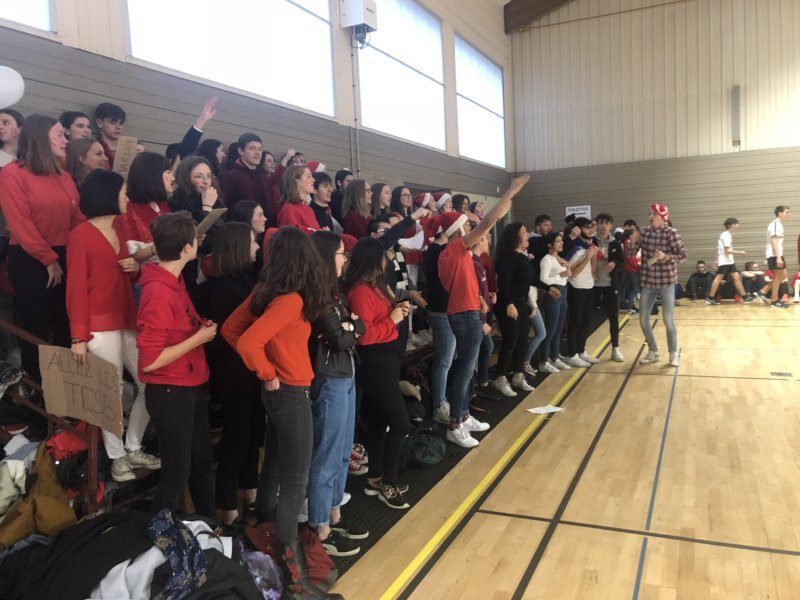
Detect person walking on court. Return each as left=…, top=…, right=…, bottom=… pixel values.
left=594, top=213, right=625, bottom=362
left=625, top=202, right=687, bottom=367
left=705, top=218, right=754, bottom=304
left=760, top=205, right=790, bottom=308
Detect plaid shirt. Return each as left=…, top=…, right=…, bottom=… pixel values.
left=625, top=225, right=687, bottom=288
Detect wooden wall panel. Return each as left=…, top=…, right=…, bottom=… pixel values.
left=512, top=0, right=800, bottom=170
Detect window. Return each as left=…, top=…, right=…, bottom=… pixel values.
left=358, top=0, right=445, bottom=150
left=455, top=37, right=505, bottom=167
left=0, top=0, right=52, bottom=31
left=127, top=0, right=334, bottom=116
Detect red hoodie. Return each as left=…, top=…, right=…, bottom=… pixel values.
left=219, top=160, right=278, bottom=223
left=136, top=263, right=210, bottom=386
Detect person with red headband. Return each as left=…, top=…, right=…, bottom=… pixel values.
left=625, top=202, right=687, bottom=367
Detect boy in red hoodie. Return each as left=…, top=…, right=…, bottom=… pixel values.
left=137, top=212, right=217, bottom=518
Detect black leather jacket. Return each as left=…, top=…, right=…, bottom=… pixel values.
left=310, top=292, right=366, bottom=378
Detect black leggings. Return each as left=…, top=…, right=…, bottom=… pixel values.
left=257, top=384, right=313, bottom=545
left=356, top=344, right=410, bottom=485
left=494, top=302, right=532, bottom=375
left=7, top=246, right=70, bottom=381
left=567, top=285, right=594, bottom=356
left=145, top=384, right=214, bottom=519
left=214, top=374, right=265, bottom=511
left=594, top=286, right=619, bottom=347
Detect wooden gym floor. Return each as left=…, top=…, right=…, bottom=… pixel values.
left=335, top=302, right=800, bottom=599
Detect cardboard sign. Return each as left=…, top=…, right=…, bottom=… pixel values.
left=196, top=207, right=227, bottom=236
left=39, top=345, right=123, bottom=438
left=566, top=205, right=591, bottom=219
left=112, top=135, right=139, bottom=180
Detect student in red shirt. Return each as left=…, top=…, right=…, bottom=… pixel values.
left=113, top=152, right=174, bottom=264
left=342, top=179, right=373, bottom=239
left=343, top=237, right=412, bottom=510
left=276, top=165, right=320, bottom=233
left=0, top=114, right=85, bottom=380
left=438, top=175, right=530, bottom=448
left=221, top=227, right=334, bottom=599
left=67, top=169, right=161, bottom=482
left=137, top=212, right=217, bottom=518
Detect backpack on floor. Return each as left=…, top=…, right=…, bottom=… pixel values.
left=399, top=434, right=447, bottom=470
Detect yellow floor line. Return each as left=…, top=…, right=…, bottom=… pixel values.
left=379, top=317, right=629, bottom=599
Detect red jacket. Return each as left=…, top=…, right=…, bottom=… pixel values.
left=66, top=223, right=137, bottom=340
left=219, top=160, right=278, bottom=222
left=343, top=210, right=370, bottom=239
left=347, top=282, right=398, bottom=346
left=277, top=202, right=319, bottom=233
left=136, top=263, right=210, bottom=386
left=0, top=162, right=84, bottom=265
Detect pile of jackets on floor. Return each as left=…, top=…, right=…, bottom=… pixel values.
left=0, top=508, right=283, bottom=599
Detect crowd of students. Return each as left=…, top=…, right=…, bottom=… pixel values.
left=1, top=97, right=790, bottom=598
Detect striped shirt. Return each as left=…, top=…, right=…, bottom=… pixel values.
left=624, top=225, right=687, bottom=288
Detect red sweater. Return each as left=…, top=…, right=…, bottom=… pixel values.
left=277, top=202, right=319, bottom=233
left=347, top=282, right=398, bottom=346
left=221, top=292, right=313, bottom=386
left=343, top=210, right=370, bottom=239
left=136, top=263, right=209, bottom=386
left=67, top=223, right=137, bottom=340
left=219, top=160, right=277, bottom=221
left=113, top=201, right=170, bottom=248
left=0, top=163, right=84, bottom=265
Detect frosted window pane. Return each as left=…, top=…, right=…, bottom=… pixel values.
left=455, top=36, right=503, bottom=116
left=369, top=0, right=442, bottom=82
left=127, top=0, right=334, bottom=116
left=0, top=1, right=51, bottom=31
left=289, top=0, right=330, bottom=20
left=457, top=96, right=505, bottom=168
left=359, top=46, right=445, bottom=150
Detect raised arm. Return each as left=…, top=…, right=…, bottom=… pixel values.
left=463, top=175, right=530, bottom=248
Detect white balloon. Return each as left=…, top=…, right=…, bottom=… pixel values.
left=0, top=67, right=25, bottom=108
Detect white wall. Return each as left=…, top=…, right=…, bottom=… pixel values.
left=512, top=0, right=800, bottom=171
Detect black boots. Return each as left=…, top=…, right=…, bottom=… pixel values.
left=281, top=539, right=344, bottom=599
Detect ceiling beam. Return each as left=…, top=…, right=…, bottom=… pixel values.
left=504, top=0, right=574, bottom=33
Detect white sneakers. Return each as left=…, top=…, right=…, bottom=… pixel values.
left=539, top=361, right=559, bottom=374
left=552, top=358, right=571, bottom=370
left=511, top=373, right=534, bottom=392
left=522, top=363, right=537, bottom=377
left=568, top=354, right=591, bottom=368
left=640, top=350, right=660, bottom=364
left=578, top=352, right=601, bottom=364
left=446, top=424, right=479, bottom=448
left=493, top=376, right=516, bottom=397
left=611, top=347, right=624, bottom=362
left=669, top=352, right=680, bottom=367
left=463, top=415, right=490, bottom=432
left=112, top=449, right=162, bottom=483
left=433, top=401, right=451, bottom=424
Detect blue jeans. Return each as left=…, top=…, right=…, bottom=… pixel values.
left=477, top=328, right=494, bottom=385
left=543, top=285, right=568, bottom=361
left=625, top=272, right=640, bottom=309
left=524, top=308, right=547, bottom=364
left=308, top=370, right=356, bottom=527
left=448, top=311, right=483, bottom=423
left=639, top=285, right=677, bottom=353
left=428, top=310, right=456, bottom=409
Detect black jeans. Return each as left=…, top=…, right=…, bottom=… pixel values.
left=567, top=285, right=594, bottom=356
left=7, top=246, right=70, bottom=381
left=257, top=384, right=313, bottom=546
left=145, top=384, right=214, bottom=519
left=214, top=375, right=265, bottom=511
left=685, top=278, right=709, bottom=299
left=494, top=302, right=532, bottom=375
left=594, top=286, right=619, bottom=347
left=356, top=344, right=410, bottom=485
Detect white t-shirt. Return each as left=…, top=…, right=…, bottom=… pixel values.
left=540, top=254, right=568, bottom=286
left=568, top=247, right=595, bottom=289
left=766, top=218, right=784, bottom=258
left=717, top=231, right=734, bottom=266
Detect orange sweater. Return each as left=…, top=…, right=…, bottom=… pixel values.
left=221, top=292, right=314, bottom=386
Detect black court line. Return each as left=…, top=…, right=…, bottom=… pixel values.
left=476, top=509, right=800, bottom=558
left=508, top=342, right=648, bottom=600
left=395, top=321, right=634, bottom=600
left=589, top=371, right=791, bottom=381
